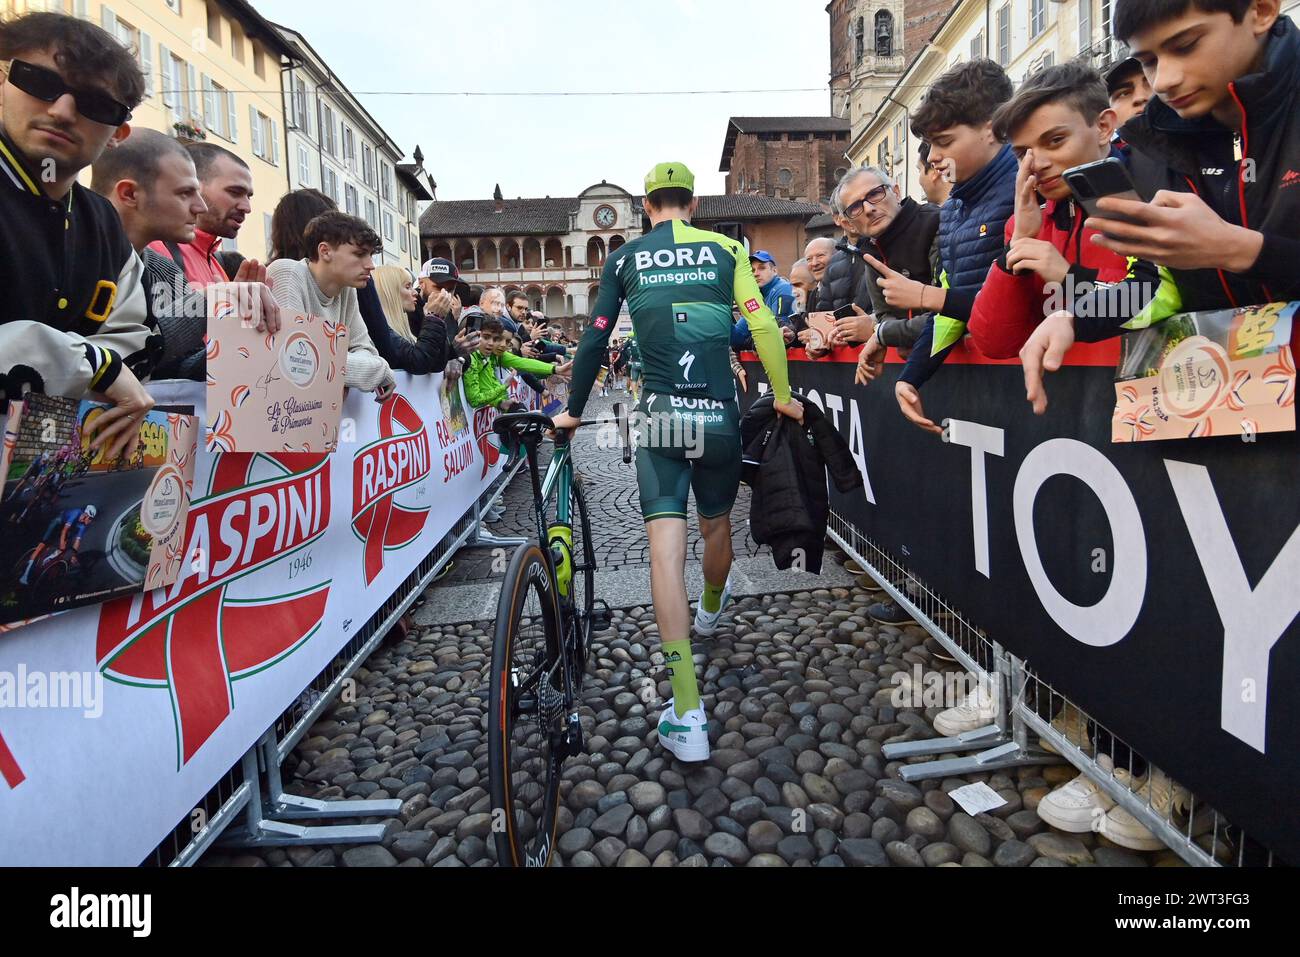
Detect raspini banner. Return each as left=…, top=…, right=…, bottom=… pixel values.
left=0, top=369, right=535, bottom=865
left=742, top=342, right=1299, bottom=864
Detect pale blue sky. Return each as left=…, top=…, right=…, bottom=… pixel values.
left=253, top=0, right=832, bottom=200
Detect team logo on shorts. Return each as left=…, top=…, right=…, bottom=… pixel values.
left=592, top=315, right=610, bottom=331
left=745, top=298, right=760, bottom=313
left=675, top=311, right=688, bottom=324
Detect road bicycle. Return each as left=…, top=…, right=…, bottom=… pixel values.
left=487, top=404, right=630, bottom=868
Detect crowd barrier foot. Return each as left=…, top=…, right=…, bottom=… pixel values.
left=883, top=723, right=1005, bottom=758
left=468, top=524, right=527, bottom=548
left=217, top=732, right=403, bottom=851
left=891, top=740, right=1060, bottom=784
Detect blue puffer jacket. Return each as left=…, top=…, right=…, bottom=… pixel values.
left=899, top=143, right=1018, bottom=388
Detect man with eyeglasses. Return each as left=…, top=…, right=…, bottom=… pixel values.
left=839, top=166, right=942, bottom=383
left=0, top=13, right=157, bottom=462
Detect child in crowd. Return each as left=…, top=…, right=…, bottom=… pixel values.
left=967, top=62, right=1140, bottom=360
left=464, top=315, right=569, bottom=412
left=882, top=58, right=1018, bottom=434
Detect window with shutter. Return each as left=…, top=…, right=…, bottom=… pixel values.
left=202, top=74, right=217, bottom=132
left=250, top=105, right=262, bottom=157
left=271, top=120, right=280, bottom=165
left=227, top=90, right=237, bottom=143
left=140, top=32, right=153, bottom=98
left=160, top=45, right=173, bottom=107
left=101, top=6, right=117, bottom=36
left=187, top=63, right=200, bottom=124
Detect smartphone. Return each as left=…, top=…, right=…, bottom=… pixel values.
left=1063, top=158, right=1143, bottom=226
left=833, top=303, right=859, bottom=320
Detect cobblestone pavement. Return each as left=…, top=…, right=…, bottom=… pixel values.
left=206, top=392, right=1186, bottom=868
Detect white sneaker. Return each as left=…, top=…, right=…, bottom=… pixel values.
left=693, top=577, right=733, bottom=636
left=932, top=683, right=1000, bottom=736
left=1097, top=769, right=1193, bottom=851
left=1036, top=755, right=1117, bottom=833
left=1038, top=704, right=1095, bottom=757
left=657, top=698, right=711, bottom=763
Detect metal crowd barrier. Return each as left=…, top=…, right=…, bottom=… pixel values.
left=143, top=459, right=527, bottom=867
left=825, top=509, right=1278, bottom=869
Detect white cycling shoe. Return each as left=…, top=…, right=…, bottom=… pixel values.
left=657, top=697, right=711, bottom=763
left=693, top=577, right=733, bottom=637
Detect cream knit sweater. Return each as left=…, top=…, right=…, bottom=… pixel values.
left=266, top=258, right=394, bottom=392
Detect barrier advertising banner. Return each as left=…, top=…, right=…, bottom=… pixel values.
left=0, top=368, right=533, bottom=865
left=741, top=342, right=1299, bottom=863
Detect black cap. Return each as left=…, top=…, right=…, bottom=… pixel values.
left=1105, top=56, right=1143, bottom=95
left=419, top=257, right=468, bottom=290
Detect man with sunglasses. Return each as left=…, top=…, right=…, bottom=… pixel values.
left=0, top=13, right=157, bottom=462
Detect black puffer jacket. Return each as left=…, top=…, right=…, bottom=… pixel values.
left=816, top=240, right=873, bottom=313
left=740, top=393, right=863, bottom=574
left=1121, top=15, right=1300, bottom=310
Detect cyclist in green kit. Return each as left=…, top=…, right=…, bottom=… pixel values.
left=551, top=162, right=802, bottom=762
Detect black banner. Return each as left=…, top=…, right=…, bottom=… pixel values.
left=741, top=350, right=1300, bottom=864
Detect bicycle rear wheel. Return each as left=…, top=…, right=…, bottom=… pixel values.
left=488, top=543, right=564, bottom=868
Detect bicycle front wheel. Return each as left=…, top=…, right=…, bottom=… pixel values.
left=488, top=543, right=564, bottom=868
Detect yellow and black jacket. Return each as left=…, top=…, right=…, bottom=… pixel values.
left=0, top=127, right=156, bottom=399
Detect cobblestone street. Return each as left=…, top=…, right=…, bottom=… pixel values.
left=206, top=393, right=1183, bottom=868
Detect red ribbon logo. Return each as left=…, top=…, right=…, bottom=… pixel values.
left=94, top=452, right=332, bottom=769
left=351, top=394, right=432, bottom=586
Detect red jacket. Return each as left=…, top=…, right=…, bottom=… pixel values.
left=146, top=228, right=230, bottom=290
left=968, top=197, right=1131, bottom=358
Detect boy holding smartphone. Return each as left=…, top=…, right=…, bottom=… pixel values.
left=1025, top=0, right=1300, bottom=412
left=967, top=63, right=1142, bottom=361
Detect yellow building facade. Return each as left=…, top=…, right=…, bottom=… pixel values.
left=3, top=0, right=293, bottom=258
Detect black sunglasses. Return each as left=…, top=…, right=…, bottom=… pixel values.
left=5, top=59, right=132, bottom=127
left=843, top=184, right=891, bottom=219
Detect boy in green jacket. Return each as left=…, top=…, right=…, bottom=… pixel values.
left=464, top=315, right=569, bottom=411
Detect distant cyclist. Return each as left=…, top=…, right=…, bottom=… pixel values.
left=5, top=449, right=54, bottom=505
left=625, top=334, right=644, bottom=403
left=19, top=504, right=96, bottom=586
left=552, top=161, right=802, bottom=763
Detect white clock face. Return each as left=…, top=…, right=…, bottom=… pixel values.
left=594, top=205, right=617, bottom=228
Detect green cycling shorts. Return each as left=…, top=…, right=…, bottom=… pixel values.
left=629, top=363, right=643, bottom=379
left=634, top=391, right=742, bottom=523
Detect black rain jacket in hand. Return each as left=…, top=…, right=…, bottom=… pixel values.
left=739, top=392, right=863, bottom=574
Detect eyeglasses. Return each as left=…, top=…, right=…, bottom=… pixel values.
left=842, top=184, right=890, bottom=219
left=3, top=59, right=132, bottom=127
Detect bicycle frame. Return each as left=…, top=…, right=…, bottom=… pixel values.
left=520, top=437, right=574, bottom=600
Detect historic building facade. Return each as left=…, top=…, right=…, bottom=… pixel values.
left=719, top=116, right=851, bottom=206
left=420, top=183, right=823, bottom=328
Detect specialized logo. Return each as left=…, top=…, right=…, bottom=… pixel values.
left=96, top=452, right=332, bottom=768
left=352, top=394, right=432, bottom=586
left=1281, top=169, right=1300, bottom=189
left=679, top=351, right=697, bottom=382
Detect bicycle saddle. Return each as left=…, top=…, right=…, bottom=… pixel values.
left=493, top=411, right=555, bottom=443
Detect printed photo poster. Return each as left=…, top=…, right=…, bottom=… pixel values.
left=1113, top=301, right=1297, bottom=442
left=0, top=395, right=198, bottom=630
left=205, top=283, right=347, bottom=455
